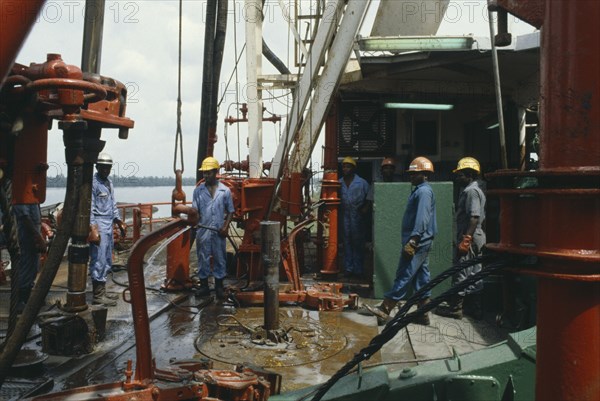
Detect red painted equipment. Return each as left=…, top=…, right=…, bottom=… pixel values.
left=489, top=1, right=600, bottom=400
left=163, top=170, right=194, bottom=291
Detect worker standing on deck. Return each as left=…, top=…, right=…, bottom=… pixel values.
left=89, top=153, right=126, bottom=307
left=12, top=202, right=46, bottom=312
left=366, top=157, right=398, bottom=203
left=339, top=156, right=370, bottom=278
left=435, top=157, right=486, bottom=319
left=366, top=157, right=437, bottom=325
left=193, top=157, right=234, bottom=299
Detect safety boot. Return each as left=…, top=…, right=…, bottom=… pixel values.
left=414, top=297, right=431, bottom=326
left=195, top=278, right=211, bottom=297
left=464, top=292, right=483, bottom=320
left=365, top=297, right=397, bottom=325
left=434, top=294, right=463, bottom=319
left=215, top=278, right=225, bottom=300
left=92, top=281, right=117, bottom=307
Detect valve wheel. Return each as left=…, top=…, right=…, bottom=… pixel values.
left=26, top=78, right=107, bottom=104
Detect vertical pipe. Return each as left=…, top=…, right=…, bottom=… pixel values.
left=245, top=0, right=263, bottom=178
left=81, top=0, right=105, bottom=74
left=197, top=0, right=217, bottom=181
left=488, top=8, right=508, bottom=169
left=261, top=221, right=280, bottom=332
left=536, top=276, right=600, bottom=401
left=539, top=1, right=600, bottom=170
left=518, top=107, right=527, bottom=170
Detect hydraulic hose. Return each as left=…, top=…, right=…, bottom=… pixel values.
left=310, top=254, right=519, bottom=401
left=0, top=158, right=81, bottom=388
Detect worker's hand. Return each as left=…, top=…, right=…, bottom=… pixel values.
left=88, top=224, right=100, bottom=245
left=402, top=239, right=418, bottom=259
left=457, top=234, right=472, bottom=256
left=116, top=220, right=127, bottom=238
left=218, top=225, right=229, bottom=238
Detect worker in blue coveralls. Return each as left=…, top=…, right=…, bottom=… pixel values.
left=366, top=156, right=437, bottom=326
left=12, top=202, right=46, bottom=312
left=193, top=157, right=234, bottom=300
left=89, top=153, right=126, bottom=307
left=339, top=156, right=370, bottom=278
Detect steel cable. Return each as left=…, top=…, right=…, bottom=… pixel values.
left=309, top=254, right=517, bottom=401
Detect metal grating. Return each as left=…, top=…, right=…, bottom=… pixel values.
left=338, top=101, right=395, bottom=156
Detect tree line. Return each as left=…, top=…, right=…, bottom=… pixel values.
left=47, top=175, right=198, bottom=187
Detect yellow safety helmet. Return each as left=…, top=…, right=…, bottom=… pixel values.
left=453, top=157, right=480, bottom=173
left=198, top=157, right=220, bottom=171
left=342, top=156, right=357, bottom=167
left=407, top=156, right=434, bottom=173
left=381, top=157, right=396, bottom=168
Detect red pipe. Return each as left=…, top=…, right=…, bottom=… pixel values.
left=489, top=1, right=600, bottom=400
left=126, top=205, right=198, bottom=382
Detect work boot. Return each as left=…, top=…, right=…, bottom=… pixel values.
left=365, top=297, right=397, bottom=325
left=464, top=292, right=483, bottom=320
left=92, top=281, right=117, bottom=307
left=15, top=287, right=31, bottom=314
left=195, top=278, right=210, bottom=297
left=434, top=294, right=463, bottom=319
left=215, top=278, right=225, bottom=300
left=414, top=297, right=431, bottom=326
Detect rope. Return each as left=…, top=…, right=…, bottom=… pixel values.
left=310, top=254, right=517, bottom=401
left=173, top=0, right=184, bottom=174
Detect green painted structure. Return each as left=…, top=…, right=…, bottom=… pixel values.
left=373, top=182, right=454, bottom=299
left=271, top=327, right=537, bottom=401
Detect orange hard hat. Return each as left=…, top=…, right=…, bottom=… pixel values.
left=381, top=157, right=396, bottom=168
left=407, top=156, right=434, bottom=173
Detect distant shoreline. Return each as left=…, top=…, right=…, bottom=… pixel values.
left=46, top=176, right=198, bottom=188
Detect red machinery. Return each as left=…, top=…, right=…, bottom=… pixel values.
left=488, top=1, right=600, bottom=400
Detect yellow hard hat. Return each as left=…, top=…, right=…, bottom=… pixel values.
left=453, top=157, right=480, bottom=173
left=342, top=156, right=357, bottom=167
left=381, top=157, right=396, bottom=168
left=407, top=156, right=434, bottom=173
left=198, top=157, right=220, bottom=171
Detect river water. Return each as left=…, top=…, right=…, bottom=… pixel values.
left=43, top=186, right=197, bottom=218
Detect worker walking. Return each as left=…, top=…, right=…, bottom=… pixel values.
left=89, top=153, right=126, bottom=307
left=193, top=157, right=234, bottom=299
left=366, top=157, right=437, bottom=325
left=435, top=157, right=486, bottom=319
left=339, top=156, right=370, bottom=278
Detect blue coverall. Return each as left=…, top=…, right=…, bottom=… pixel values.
left=384, top=182, right=437, bottom=301
left=13, top=204, right=42, bottom=290
left=192, top=182, right=234, bottom=280
left=339, top=174, right=370, bottom=275
left=90, top=173, right=121, bottom=283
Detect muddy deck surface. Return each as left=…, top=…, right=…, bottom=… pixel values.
left=0, top=245, right=508, bottom=400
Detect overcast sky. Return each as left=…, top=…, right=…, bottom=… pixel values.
left=15, top=0, right=535, bottom=179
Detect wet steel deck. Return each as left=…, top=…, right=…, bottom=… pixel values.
left=0, top=249, right=509, bottom=399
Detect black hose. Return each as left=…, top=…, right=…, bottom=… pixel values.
left=310, top=255, right=516, bottom=401
left=0, top=179, right=21, bottom=341
left=0, top=162, right=81, bottom=388
left=197, top=0, right=217, bottom=182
